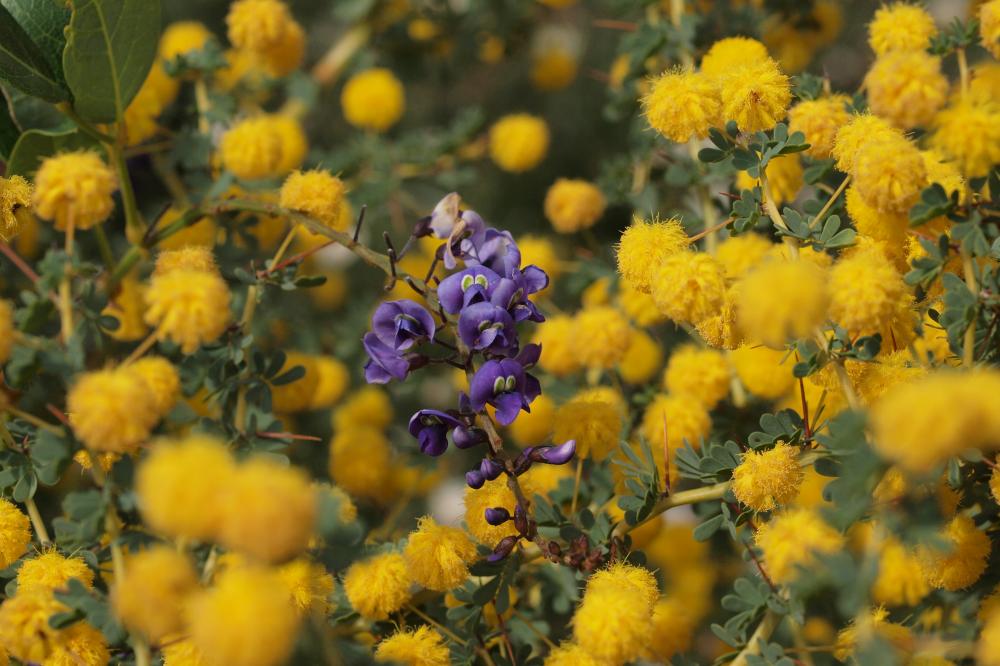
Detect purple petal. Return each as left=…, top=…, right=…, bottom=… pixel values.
left=493, top=392, right=523, bottom=426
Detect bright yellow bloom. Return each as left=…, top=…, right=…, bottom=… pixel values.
left=616, top=215, right=689, bottom=293
left=717, top=58, right=791, bottom=133
left=979, top=603, right=1000, bottom=665
left=0, top=499, right=30, bottom=569
left=873, top=536, right=930, bottom=607
left=618, top=329, right=664, bottom=385
left=845, top=185, right=908, bottom=248
left=834, top=607, right=914, bottom=661
left=732, top=442, right=804, bottom=511
left=374, top=626, right=450, bottom=666
left=340, top=68, right=405, bottom=132
left=918, top=514, right=991, bottom=590
left=226, top=0, right=294, bottom=52
left=832, top=113, right=901, bottom=174
left=617, top=280, right=664, bottom=327
left=332, top=386, right=393, bottom=431
left=32, top=151, right=116, bottom=230
left=865, top=51, right=948, bottom=128
left=517, top=234, right=562, bottom=281
left=646, top=596, right=696, bottom=661
left=737, top=258, right=829, bottom=348
left=663, top=345, right=730, bottom=409
left=756, top=508, right=844, bottom=583
left=144, top=268, right=231, bottom=353
left=553, top=389, right=623, bottom=460
left=280, top=170, right=348, bottom=232
left=465, top=476, right=534, bottom=545
left=531, top=48, right=577, bottom=91
left=651, top=250, right=726, bottom=326
left=161, top=638, right=207, bottom=666
left=730, top=344, right=796, bottom=399
left=154, top=246, right=218, bottom=276
left=160, top=21, right=212, bottom=61
left=0, top=588, right=81, bottom=663
left=219, top=115, right=287, bottom=180
left=573, top=305, right=632, bottom=369
left=68, top=367, right=158, bottom=454
left=851, top=134, right=926, bottom=213
left=329, top=427, right=392, bottom=502
left=544, top=643, right=602, bottom=666
left=488, top=113, right=549, bottom=172
left=738, top=154, right=803, bottom=207
left=829, top=247, right=909, bottom=336
left=543, top=178, right=605, bottom=233
left=640, top=393, right=711, bottom=449
left=260, top=20, right=305, bottom=77
left=0, top=174, right=31, bottom=241
left=532, top=314, right=581, bottom=376
left=929, top=96, right=1000, bottom=179
left=156, top=207, right=218, bottom=251
left=112, top=546, right=198, bottom=641
left=131, top=356, right=180, bottom=417
left=716, top=233, right=772, bottom=281
left=788, top=95, right=851, bottom=159
left=700, top=37, right=770, bottom=77
left=508, top=393, right=556, bottom=446
left=343, top=552, right=413, bottom=619
left=16, top=550, right=93, bottom=592
left=277, top=557, right=335, bottom=615
left=643, top=69, right=720, bottom=142
left=573, top=562, right=656, bottom=665
left=404, top=516, right=478, bottom=591
left=983, top=0, right=1000, bottom=58
left=868, top=3, right=937, bottom=55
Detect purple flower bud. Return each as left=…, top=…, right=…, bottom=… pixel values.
left=370, top=299, right=436, bottom=352
left=480, top=458, right=503, bottom=481
left=487, top=535, right=520, bottom=562
left=484, top=507, right=511, bottom=525
left=533, top=440, right=577, bottom=465
left=453, top=426, right=487, bottom=449
left=408, top=409, right=463, bottom=457
left=466, top=469, right=485, bottom=489
left=457, top=302, right=517, bottom=355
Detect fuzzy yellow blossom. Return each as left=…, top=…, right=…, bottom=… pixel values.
left=544, top=643, right=603, bottom=666
left=831, top=113, right=901, bottom=174
left=868, top=3, right=936, bottom=55
left=616, top=216, right=689, bottom=292
left=983, top=0, right=1000, bottom=59
left=260, top=19, right=305, bottom=77
left=737, top=259, right=829, bottom=348
left=341, top=68, right=406, bottom=132
left=640, top=393, right=711, bottom=450
left=834, top=607, right=914, bottom=661
left=716, top=233, right=773, bottom=280
left=17, top=551, right=93, bottom=592
left=343, top=552, right=413, bottom=619
left=67, top=367, right=158, bottom=454
left=32, top=151, right=116, bottom=230
left=154, top=246, right=218, bottom=276
left=465, top=476, right=533, bottom=545
left=553, top=390, right=623, bottom=460
left=663, top=345, right=729, bottom=409
left=160, top=21, right=212, bottom=61
left=651, top=250, right=726, bottom=326
left=617, top=281, right=663, bottom=326
left=756, top=508, right=844, bottom=583
left=508, top=393, right=555, bottom=446
left=851, top=134, right=927, bottom=213
left=307, top=356, right=350, bottom=410
left=0, top=499, right=30, bottom=569
left=573, top=305, right=632, bottom=369
left=333, top=386, right=393, bottom=431
left=730, top=345, right=796, bottom=399
left=828, top=247, right=909, bottom=336
left=218, top=457, right=316, bottom=563
left=329, top=427, right=392, bottom=501
left=161, top=638, right=205, bottom=665
left=700, top=37, right=770, bottom=77
left=518, top=234, right=563, bottom=280
left=404, top=516, right=478, bottom=591
left=531, top=48, right=577, bottom=91
left=917, top=515, right=991, bottom=590
left=219, top=116, right=287, bottom=180
left=873, top=537, right=930, bottom=607
left=489, top=113, right=549, bottom=172
left=280, top=170, right=348, bottom=231
left=787, top=95, right=851, bottom=159
left=573, top=562, right=656, bottom=665
left=144, top=268, right=231, bottom=353
left=646, top=596, right=696, bottom=661
left=643, top=70, right=720, bottom=142
left=0, top=588, right=105, bottom=664
left=277, top=557, right=335, bottom=615
left=695, top=293, right=742, bottom=349
left=865, top=51, right=948, bottom=128
left=738, top=154, right=803, bottom=207
left=543, top=178, right=606, bottom=233
left=717, top=58, right=791, bottom=133
left=375, top=626, right=450, bottom=666
left=732, top=443, right=804, bottom=511
left=112, top=546, right=198, bottom=641
left=0, top=174, right=32, bottom=241
left=845, top=185, right=907, bottom=248
left=131, top=356, right=180, bottom=417
left=532, top=315, right=581, bottom=376
left=188, top=565, right=300, bottom=666
left=929, top=97, right=1000, bottom=179
left=618, top=329, right=664, bottom=385
left=136, top=435, right=235, bottom=541
left=226, top=0, right=293, bottom=52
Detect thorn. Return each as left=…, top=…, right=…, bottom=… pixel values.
left=352, top=205, right=366, bottom=243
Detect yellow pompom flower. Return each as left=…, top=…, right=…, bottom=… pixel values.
left=543, top=178, right=606, bottom=233
left=532, top=315, right=582, bottom=376
left=732, top=443, right=804, bottom=511
left=403, top=516, right=478, bottom=591
left=188, top=565, right=300, bottom=666
left=218, top=457, right=316, bottom=563
left=488, top=113, right=550, bottom=172
left=640, top=393, right=711, bottom=449
left=737, top=259, right=829, bottom=348
left=261, top=20, right=306, bottom=77
left=834, top=607, right=914, bottom=661
left=16, top=551, right=93, bottom=592
left=865, top=51, right=948, bottom=128
left=508, top=393, right=556, bottom=446
left=831, top=113, right=901, bottom=174
left=160, top=21, right=212, bottom=61
left=572, top=563, right=656, bottom=665
left=929, top=97, right=1000, bottom=179
left=67, top=367, right=158, bottom=454
left=715, top=233, right=772, bottom=281
left=275, top=557, right=335, bottom=616
left=873, top=537, right=930, bottom=607
left=982, top=0, right=1000, bottom=59
left=332, top=385, right=393, bottom=431
left=788, top=94, right=851, bottom=159
left=870, top=370, right=1000, bottom=472
left=518, top=235, right=563, bottom=281
left=544, top=643, right=602, bottom=666
left=375, top=626, right=450, bottom=666
left=730, top=345, right=796, bottom=399
left=329, top=427, right=392, bottom=501
left=616, top=215, right=689, bottom=293
left=663, top=345, right=730, bottom=409
left=868, top=3, right=936, bottom=55
left=0, top=299, right=14, bottom=363
left=154, top=246, right=218, bottom=276
left=131, top=356, right=180, bottom=417
left=553, top=390, right=623, bottom=460
left=851, top=134, right=926, bottom=213
left=700, top=37, right=770, bottom=77
left=646, top=596, right=697, bottom=661
left=573, top=305, right=632, bottom=369
left=845, top=185, right=908, bottom=247
left=343, top=553, right=413, bottom=620
left=918, top=515, right=991, bottom=590
left=651, top=250, right=727, bottom=326
left=465, top=476, right=534, bottom=545
left=755, top=508, right=844, bottom=584
left=280, top=170, right=348, bottom=231
left=162, top=638, right=207, bottom=666
left=0, top=499, right=31, bottom=569
left=618, top=329, right=664, bottom=385
left=737, top=154, right=803, bottom=207
left=112, top=546, right=198, bottom=641
left=0, top=588, right=103, bottom=664
left=717, top=58, right=792, bottom=133
left=340, top=68, right=405, bottom=132
left=219, top=115, right=286, bottom=180
left=617, top=280, right=664, bottom=326
left=643, top=69, right=720, bottom=142
left=828, top=247, right=909, bottom=336
left=136, top=435, right=235, bottom=541
left=0, top=174, right=32, bottom=241
left=144, top=268, right=231, bottom=353
left=226, top=0, right=293, bottom=52
left=32, top=151, right=117, bottom=230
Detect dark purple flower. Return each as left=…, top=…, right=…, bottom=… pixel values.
left=371, top=300, right=436, bottom=351
left=408, top=409, right=464, bottom=457
left=363, top=333, right=411, bottom=384
left=485, top=507, right=511, bottom=525
left=458, top=302, right=518, bottom=354
left=466, top=469, right=486, bottom=489
left=437, top=266, right=501, bottom=314
left=468, top=358, right=541, bottom=426
left=480, top=458, right=503, bottom=481
left=461, top=225, right=521, bottom=277
left=534, top=440, right=577, bottom=465
left=453, top=426, right=487, bottom=449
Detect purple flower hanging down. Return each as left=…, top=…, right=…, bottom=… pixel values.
left=408, top=409, right=464, bottom=456
left=437, top=266, right=502, bottom=314
left=468, top=356, right=541, bottom=426
left=363, top=299, right=435, bottom=384
left=458, top=302, right=518, bottom=355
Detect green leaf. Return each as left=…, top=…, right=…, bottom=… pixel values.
left=61, top=0, right=161, bottom=123
left=2, top=0, right=71, bottom=85
left=0, top=4, right=69, bottom=102
left=6, top=127, right=98, bottom=176
left=0, top=89, right=19, bottom=159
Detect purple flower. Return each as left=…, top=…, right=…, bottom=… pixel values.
left=453, top=426, right=487, bottom=449
left=363, top=333, right=412, bottom=384
left=460, top=225, right=521, bottom=277
left=468, top=358, right=541, bottom=426
left=458, top=302, right=518, bottom=354
left=408, top=409, right=464, bottom=457
left=489, top=271, right=547, bottom=323
left=480, top=458, right=503, bottom=480
left=485, top=507, right=511, bottom=525
left=466, top=469, right=486, bottom=489
left=437, top=266, right=501, bottom=314
left=371, top=299, right=436, bottom=351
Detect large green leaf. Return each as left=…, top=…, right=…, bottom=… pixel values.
left=1, top=0, right=71, bottom=85
left=0, top=89, right=20, bottom=160
left=61, top=0, right=161, bottom=123
left=6, top=127, right=98, bottom=176
left=0, top=4, right=69, bottom=102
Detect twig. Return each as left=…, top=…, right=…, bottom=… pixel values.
left=353, top=205, right=367, bottom=243
left=731, top=610, right=782, bottom=666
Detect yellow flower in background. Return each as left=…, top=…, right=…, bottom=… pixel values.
left=226, top=0, right=294, bottom=53
left=329, top=427, right=393, bottom=501
left=982, top=0, right=1000, bottom=59
left=700, top=37, right=770, bottom=77
left=343, top=552, right=413, bottom=619
left=112, top=546, right=198, bottom=642
left=643, top=70, right=720, bottom=142
left=277, top=556, right=335, bottom=616
left=831, top=113, right=901, bottom=174
left=155, top=207, right=218, bottom=250
left=730, top=344, right=796, bottom=399
left=0, top=499, right=31, bottom=569
left=663, top=345, right=730, bottom=409
left=332, top=386, right=393, bottom=431
left=640, top=393, right=711, bottom=449
left=865, top=51, right=948, bottom=128
left=731, top=443, right=804, bottom=511
left=0, top=175, right=31, bottom=241
left=403, top=516, right=478, bottom=591
left=508, top=392, right=556, bottom=446
left=573, top=305, right=632, bottom=369
left=756, top=508, right=844, bottom=584
left=553, top=389, right=623, bottom=460
left=918, top=514, right=991, bottom=590
left=219, top=115, right=286, bottom=180
left=737, top=153, right=802, bottom=207
left=144, top=267, right=232, bottom=353
left=737, top=258, right=829, bottom=348
left=788, top=95, right=851, bottom=160
left=489, top=113, right=550, bottom=172
left=374, top=626, right=450, bottom=666
left=828, top=247, right=909, bottom=336
left=651, top=250, right=726, bottom=325
left=532, top=314, right=581, bottom=377
left=544, top=178, right=606, bottom=233
left=341, top=68, right=406, bottom=132
left=930, top=96, right=1000, bottom=179
left=154, top=246, right=219, bottom=276
left=67, top=367, right=158, bottom=454
left=33, top=151, right=117, bottom=230
left=868, top=3, right=937, bottom=55
left=618, top=328, right=663, bottom=385
left=616, top=215, right=689, bottom=293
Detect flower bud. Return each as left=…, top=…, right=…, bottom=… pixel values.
left=480, top=458, right=503, bottom=481
left=487, top=535, right=520, bottom=562
left=453, top=426, right=487, bottom=449
left=484, top=507, right=511, bottom=525
left=465, top=470, right=485, bottom=489
left=534, top=439, right=576, bottom=465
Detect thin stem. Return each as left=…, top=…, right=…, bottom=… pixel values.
left=25, top=497, right=51, bottom=545
left=123, top=330, right=159, bottom=366
left=406, top=605, right=466, bottom=645
left=612, top=481, right=730, bottom=538
left=731, top=610, right=781, bottom=666
left=57, top=103, right=115, bottom=143
left=311, top=24, right=372, bottom=86
left=957, top=48, right=969, bottom=98
left=107, top=140, right=144, bottom=233
left=688, top=216, right=734, bottom=243
left=4, top=407, right=64, bottom=434
left=271, top=226, right=299, bottom=268
left=59, top=217, right=76, bottom=344
left=810, top=175, right=851, bottom=231
left=759, top=170, right=799, bottom=259
left=960, top=246, right=977, bottom=367
left=570, top=457, right=584, bottom=514
left=93, top=225, right=116, bottom=272
left=0, top=241, right=43, bottom=283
